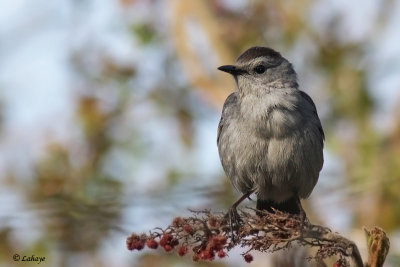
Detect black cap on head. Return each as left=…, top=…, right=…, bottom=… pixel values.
left=236, top=46, right=282, bottom=63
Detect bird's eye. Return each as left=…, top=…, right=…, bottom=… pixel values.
left=254, top=65, right=266, bottom=74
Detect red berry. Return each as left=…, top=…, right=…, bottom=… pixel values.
left=217, top=250, right=226, bottom=258
left=199, top=249, right=215, bottom=260
left=208, top=235, right=227, bottom=251
left=244, top=254, right=253, bottom=263
left=146, top=239, right=158, bottom=249
left=214, top=235, right=227, bottom=245
left=126, top=234, right=146, bottom=251
left=159, top=234, right=172, bottom=247
left=183, top=224, right=194, bottom=234
left=164, top=245, right=173, bottom=252
left=178, top=246, right=188, bottom=256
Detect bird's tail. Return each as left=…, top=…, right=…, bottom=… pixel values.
left=256, top=197, right=300, bottom=215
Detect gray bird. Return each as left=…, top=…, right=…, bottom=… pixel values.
left=217, top=47, right=324, bottom=215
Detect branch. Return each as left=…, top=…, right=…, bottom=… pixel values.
left=126, top=208, right=389, bottom=266
left=364, top=226, right=390, bottom=267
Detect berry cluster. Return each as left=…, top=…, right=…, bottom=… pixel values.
left=125, top=214, right=255, bottom=262
left=126, top=233, right=147, bottom=251
left=192, top=234, right=228, bottom=261
left=126, top=209, right=360, bottom=265
left=126, top=228, right=240, bottom=262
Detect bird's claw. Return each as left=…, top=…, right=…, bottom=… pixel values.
left=223, top=207, right=242, bottom=240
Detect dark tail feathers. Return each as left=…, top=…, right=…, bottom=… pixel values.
left=256, top=197, right=300, bottom=215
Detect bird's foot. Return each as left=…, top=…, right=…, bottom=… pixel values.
left=223, top=207, right=242, bottom=240
left=299, top=210, right=310, bottom=229
left=296, top=198, right=312, bottom=231
left=224, top=207, right=242, bottom=228
left=222, top=191, right=254, bottom=240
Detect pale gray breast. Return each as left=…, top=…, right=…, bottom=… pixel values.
left=217, top=93, right=263, bottom=192
left=217, top=90, right=324, bottom=199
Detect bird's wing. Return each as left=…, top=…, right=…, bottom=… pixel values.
left=299, top=90, right=325, bottom=144
left=217, top=92, right=238, bottom=144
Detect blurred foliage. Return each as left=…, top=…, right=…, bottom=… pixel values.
left=131, top=23, right=158, bottom=45
left=24, top=92, right=126, bottom=263
left=1, top=0, right=400, bottom=266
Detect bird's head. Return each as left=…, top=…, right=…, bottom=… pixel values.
left=218, top=47, right=298, bottom=94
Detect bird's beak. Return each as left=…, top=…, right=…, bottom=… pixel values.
left=218, top=65, right=246, bottom=75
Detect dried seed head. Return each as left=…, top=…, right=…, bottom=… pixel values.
left=172, top=217, right=184, bottom=227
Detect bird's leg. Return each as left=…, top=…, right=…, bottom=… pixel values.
left=225, top=190, right=255, bottom=234
left=296, top=197, right=310, bottom=229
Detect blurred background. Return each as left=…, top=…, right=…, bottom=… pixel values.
left=1, top=0, right=400, bottom=266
